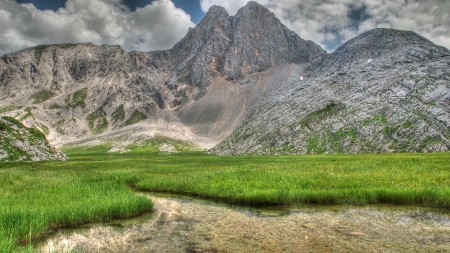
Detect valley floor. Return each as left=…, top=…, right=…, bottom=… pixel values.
left=0, top=149, right=449, bottom=252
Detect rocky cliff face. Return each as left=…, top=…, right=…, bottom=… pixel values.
left=0, top=116, right=67, bottom=162
left=1, top=2, right=449, bottom=156
left=172, top=2, right=325, bottom=90
left=211, top=28, right=450, bottom=155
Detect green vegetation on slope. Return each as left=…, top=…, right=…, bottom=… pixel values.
left=18, top=107, right=33, bottom=121
left=30, top=90, right=55, bottom=104
left=37, top=123, right=50, bottom=135
left=111, top=104, right=125, bottom=124
left=47, top=103, right=61, bottom=110
left=70, top=88, right=88, bottom=108
left=124, top=110, right=147, bottom=126
left=87, top=106, right=109, bottom=134
left=299, top=102, right=344, bottom=125
left=0, top=105, right=22, bottom=113
left=0, top=117, right=49, bottom=162
left=126, top=134, right=200, bottom=153
left=33, top=45, right=49, bottom=65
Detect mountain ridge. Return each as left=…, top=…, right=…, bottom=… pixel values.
left=1, top=2, right=449, bottom=156
left=211, top=28, right=450, bottom=155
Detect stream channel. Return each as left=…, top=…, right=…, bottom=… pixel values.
left=40, top=193, right=450, bottom=252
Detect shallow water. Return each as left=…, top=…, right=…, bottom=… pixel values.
left=40, top=194, right=450, bottom=252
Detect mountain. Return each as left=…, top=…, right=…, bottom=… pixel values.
left=0, top=1, right=324, bottom=152
left=211, top=28, right=450, bottom=155
left=1, top=2, right=449, bottom=156
left=0, top=116, right=67, bottom=162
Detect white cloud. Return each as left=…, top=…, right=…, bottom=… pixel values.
left=199, top=0, right=450, bottom=51
left=0, top=0, right=195, bottom=55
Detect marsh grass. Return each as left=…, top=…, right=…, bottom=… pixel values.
left=133, top=153, right=450, bottom=207
left=0, top=160, right=153, bottom=252
left=0, top=148, right=449, bottom=251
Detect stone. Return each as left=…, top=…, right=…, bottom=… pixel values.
left=346, top=232, right=365, bottom=236
left=302, top=223, right=315, bottom=229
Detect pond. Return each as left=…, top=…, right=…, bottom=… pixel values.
left=40, top=193, right=450, bottom=252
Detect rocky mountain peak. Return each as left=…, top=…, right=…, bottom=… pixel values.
left=172, top=2, right=325, bottom=88
left=308, top=28, right=450, bottom=75
left=202, top=5, right=229, bottom=20
left=235, top=1, right=272, bottom=17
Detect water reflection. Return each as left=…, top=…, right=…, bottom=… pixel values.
left=40, top=193, right=450, bottom=252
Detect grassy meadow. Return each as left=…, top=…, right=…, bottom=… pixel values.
left=0, top=146, right=449, bottom=251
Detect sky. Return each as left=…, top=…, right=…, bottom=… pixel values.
left=1, top=0, right=449, bottom=56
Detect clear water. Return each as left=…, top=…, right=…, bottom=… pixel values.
left=40, top=193, right=450, bottom=252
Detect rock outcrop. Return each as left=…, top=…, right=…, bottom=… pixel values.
left=0, top=116, right=67, bottom=162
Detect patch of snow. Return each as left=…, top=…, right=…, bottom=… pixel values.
left=366, top=59, right=372, bottom=64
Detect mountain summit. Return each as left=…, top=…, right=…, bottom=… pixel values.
left=172, top=1, right=325, bottom=89
left=308, top=28, right=450, bottom=75
left=1, top=3, right=449, bottom=155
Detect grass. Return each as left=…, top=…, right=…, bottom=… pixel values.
left=300, top=102, right=344, bottom=124
left=70, top=88, right=87, bottom=108
left=0, top=148, right=449, bottom=251
left=124, top=110, right=147, bottom=126
left=47, top=103, right=61, bottom=110
left=111, top=104, right=125, bottom=124
left=125, top=134, right=200, bottom=152
left=0, top=105, right=22, bottom=114
left=33, top=45, right=49, bottom=65
left=51, top=119, right=65, bottom=135
left=133, top=152, right=450, bottom=208
left=0, top=160, right=153, bottom=252
left=29, top=90, right=54, bottom=104
left=87, top=106, right=109, bottom=134
left=18, top=108, right=33, bottom=121
left=37, top=123, right=50, bottom=135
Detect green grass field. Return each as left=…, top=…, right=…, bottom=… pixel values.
left=0, top=147, right=449, bottom=252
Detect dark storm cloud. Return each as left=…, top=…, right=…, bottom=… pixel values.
left=0, top=0, right=195, bottom=55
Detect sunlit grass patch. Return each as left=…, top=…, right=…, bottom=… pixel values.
left=0, top=161, right=153, bottom=251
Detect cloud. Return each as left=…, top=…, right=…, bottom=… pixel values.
left=0, top=0, right=195, bottom=55
left=199, top=0, right=450, bottom=51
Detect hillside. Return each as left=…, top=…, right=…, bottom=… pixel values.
left=211, top=29, right=450, bottom=155
left=0, top=116, right=67, bottom=162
